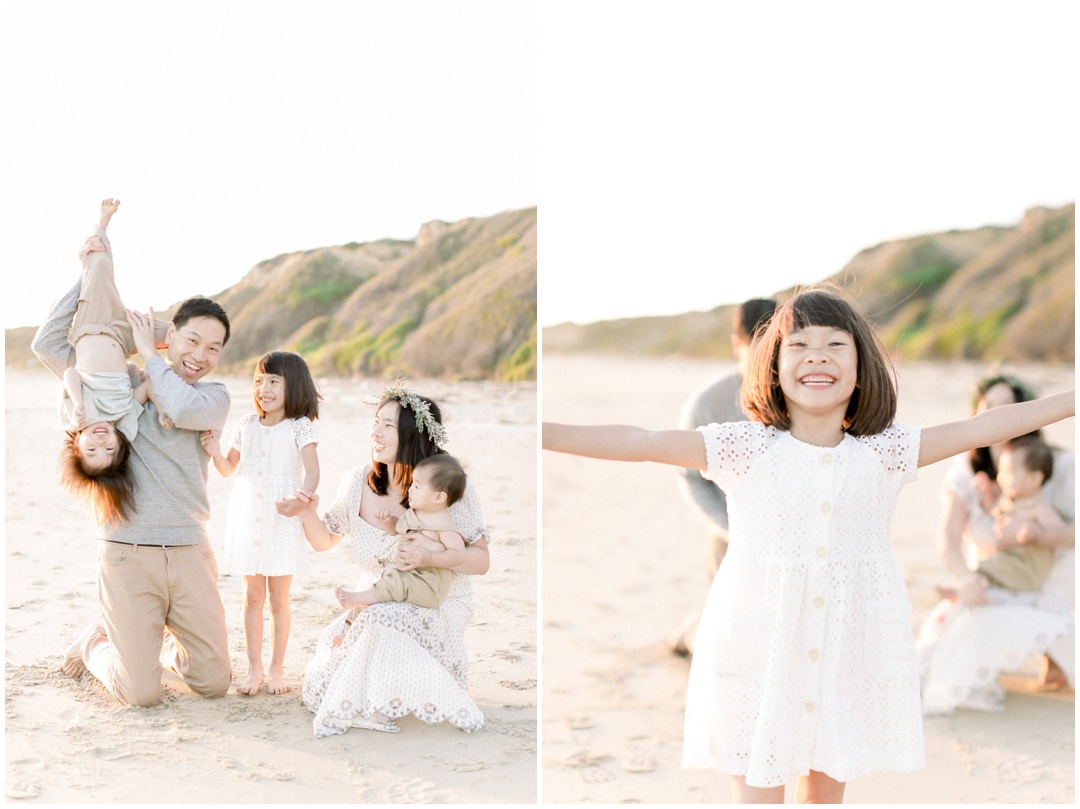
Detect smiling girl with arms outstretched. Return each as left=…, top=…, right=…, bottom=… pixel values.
left=543, top=288, right=1073, bottom=804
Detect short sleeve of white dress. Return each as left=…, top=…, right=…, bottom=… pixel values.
left=291, top=415, right=317, bottom=452
left=697, top=421, right=773, bottom=491
left=229, top=413, right=257, bottom=453
left=323, top=468, right=363, bottom=537
left=448, top=479, right=487, bottom=546
left=852, top=424, right=920, bottom=488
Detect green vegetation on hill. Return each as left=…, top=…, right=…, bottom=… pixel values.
left=7, top=208, right=538, bottom=382
left=544, top=204, right=1074, bottom=364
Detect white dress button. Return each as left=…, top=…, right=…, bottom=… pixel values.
left=821, top=452, right=833, bottom=464
left=805, top=702, right=816, bottom=713
left=820, top=501, right=832, bottom=514
left=808, top=648, right=820, bottom=660
left=815, top=547, right=827, bottom=559
left=813, top=596, right=826, bottom=608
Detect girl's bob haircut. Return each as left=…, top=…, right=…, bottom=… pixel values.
left=741, top=287, right=898, bottom=436
left=254, top=351, right=321, bottom=421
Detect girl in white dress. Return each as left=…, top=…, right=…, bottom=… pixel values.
left=201, top=351, right=321, bottom=696
left=543, top=288, right=1075, bottom=803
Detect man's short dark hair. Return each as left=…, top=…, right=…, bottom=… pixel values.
left=173, top=297, right=231, bottom=346
left=734, top=298, right=777, bottom=340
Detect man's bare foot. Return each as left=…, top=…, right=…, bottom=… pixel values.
left=100, top=198, right=120, bottom=230
left=235, top=668, right=264, bottom=696
left=266, top=668, right=291, bottom=695
left=62, top=623, right=106, bottom=679
left=335, top=586, right=376, bottom=610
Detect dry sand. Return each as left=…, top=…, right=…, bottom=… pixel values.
left=5, top=371, right=536, bottom=803
left=542, top=354, right=1074, bottom=804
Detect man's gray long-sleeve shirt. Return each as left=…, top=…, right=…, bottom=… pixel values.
left=676, top=371, right=747, bottom=536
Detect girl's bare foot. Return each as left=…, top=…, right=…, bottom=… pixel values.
left=99, top=198, right=120, bottom=230
left=266, top=667, right=291, bottom=695
left=236, top=668, right=264, bottom=696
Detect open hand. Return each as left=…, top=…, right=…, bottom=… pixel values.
left=125, top=308, right=159, bottom=360
left=994, top=514, right=1038, bottom=549
left=396, top=545, right=432, bottom=571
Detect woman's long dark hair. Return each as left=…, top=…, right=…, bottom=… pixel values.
left=969, top=374, right=1037, bottom=479
left=366, top=394, right=445, bottom=507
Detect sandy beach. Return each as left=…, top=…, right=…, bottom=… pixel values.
left=5, top=371, right=536, bottom=804
left=542, top=354, right=1074, bottom=804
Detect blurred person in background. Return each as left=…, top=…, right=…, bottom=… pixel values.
left=672, top=298, right=776, bottom=656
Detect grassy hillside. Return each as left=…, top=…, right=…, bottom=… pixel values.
left=545, top=204, right=1074, bottom=363
left=8, top=207, right=537, bottom=381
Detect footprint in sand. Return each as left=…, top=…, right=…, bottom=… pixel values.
left=620, top=756, right=657, bottom=773
left=566, top=715, right=596, bottom=730
left=6, top=782, right=41, bottom=800
left=498, top=678, right=536, bottom=690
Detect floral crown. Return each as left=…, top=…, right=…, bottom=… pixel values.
left=374, top=379, right=449, bottom=449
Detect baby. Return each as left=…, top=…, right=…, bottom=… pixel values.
left=333, top=454, right=468, bottom=641
left=939, top=435, right=1064, bottom=604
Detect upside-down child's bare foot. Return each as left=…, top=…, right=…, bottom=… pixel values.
left=235, top=668, right=264, bottom=696
left=99, top=198, right=120, bottom=230
left=335, top=586, right=377, bottom=610
left=62, top=623, right=106, bottom=679
left=266, top=667, right=291, bottom=695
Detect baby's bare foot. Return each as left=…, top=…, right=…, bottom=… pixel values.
left=331, top=635, right=345, bottom=647
left=335, top=587, right=360, bottom=609
left=99, top=198, right=120, bottom=229
left=62, top=623, right=106, bottom=679
left=266, top=668, right=291, bottom=695
left=236, top=668, right=264, bottom=696
left=934, top=585, right=959, bottom=602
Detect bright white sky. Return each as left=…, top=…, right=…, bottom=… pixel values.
left=538, top=1, right=1076, bottom=326
left=5, top=3, right=1076, bottom=333
left=4, top=3, right=537, bottom=328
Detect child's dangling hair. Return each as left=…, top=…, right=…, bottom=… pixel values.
left=741, top=286, right=899, bottom=436
left=57, top=431, right=136, bottom=527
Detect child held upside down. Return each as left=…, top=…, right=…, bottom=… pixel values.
left=58, top=198, right=171, bottom=526
left=333, top=453, right=468, bottom=643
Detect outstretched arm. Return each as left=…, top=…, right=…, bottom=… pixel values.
left=543, top=422, right=708, bottom=469
left=918, top=392, right=1075, bottom=468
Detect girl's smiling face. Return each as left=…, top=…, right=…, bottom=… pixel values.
left=254, top=373, right=286, bottom=418
left=77, top=421, right=120, bottom=472
left=777, top=326, right=858, bottom=419
left=370, top=400, right=401, bottom=464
